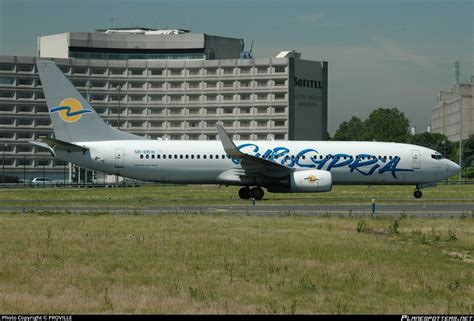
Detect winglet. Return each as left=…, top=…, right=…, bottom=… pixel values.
left=216, top=124, right=244, bottom=158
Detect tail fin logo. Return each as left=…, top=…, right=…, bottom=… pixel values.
left=50, top=98, right=92, bottom=123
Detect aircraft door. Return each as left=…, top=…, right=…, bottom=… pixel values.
left=412, top=150, right=420, bottom=169
left=115, top=148, right=124, bottom=168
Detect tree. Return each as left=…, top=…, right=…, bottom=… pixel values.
left=462, top=134, right=474, bottom=179
left=364, top=108, right=410, bottom=143
left=333, top=117, right=367, bottom=141
left=410, top=132, right=455, bottom=161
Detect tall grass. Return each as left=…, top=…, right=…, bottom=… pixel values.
left=0, top=212, right=472, bottom=314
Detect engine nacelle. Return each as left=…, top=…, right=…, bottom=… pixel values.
left=289, top=169, right=332, bottom=192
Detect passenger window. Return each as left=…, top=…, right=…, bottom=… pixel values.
left=197, top=155, right=200, bottom=159
left=157, top=155, right=160, bottom=159
left=203, top=155, right=207, bottom=159
left=186, top=155, right=189, bottom=159
left=180, top=155, right=183, bottom=159
left=152, top=155, right=155, bottom=159
left=146, top=155, right=149, bottom=159
left=174, top=155, right=177, bottom=159
left=163, top=155, right=166, bottom=159
left=140, top=155, right=143, bottom=159
left=210, top=155, right=213, bottom=159
left=191, top=155, right=194, bottom=159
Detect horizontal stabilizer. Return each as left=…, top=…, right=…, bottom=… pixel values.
left=29, top=137, right=89, bottom=155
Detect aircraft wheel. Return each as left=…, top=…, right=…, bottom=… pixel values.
left=414, top=190, right=423, bottom=199
left=251, top=187, right=264, bottom=200
left=239, top=187, right=251, bottom=200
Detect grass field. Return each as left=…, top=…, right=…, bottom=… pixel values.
left=0, top=212, right=473, bottom=314
left=0, top=184, right=473, bottom=208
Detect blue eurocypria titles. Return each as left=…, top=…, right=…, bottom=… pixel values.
left=234, top=143, right=413, bottom=179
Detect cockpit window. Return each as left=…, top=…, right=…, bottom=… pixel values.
left=431, top=154, right=444, bottom=160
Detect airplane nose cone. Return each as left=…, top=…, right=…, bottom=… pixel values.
left=448, top=161, right=461, bottom=176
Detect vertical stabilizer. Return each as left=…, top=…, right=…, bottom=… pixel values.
left=36, top=60, right=143, bottom=142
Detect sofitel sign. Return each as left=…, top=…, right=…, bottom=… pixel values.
left=294, top=77, right=323, bottom=89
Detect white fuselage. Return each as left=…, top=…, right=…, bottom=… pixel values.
left=55, top=139, right=459, bottom=187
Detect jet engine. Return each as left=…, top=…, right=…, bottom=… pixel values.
left=289, top=169, right=332, bottom=192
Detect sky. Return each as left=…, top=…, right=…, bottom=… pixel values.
left=0, top=0, right=472, bottom=134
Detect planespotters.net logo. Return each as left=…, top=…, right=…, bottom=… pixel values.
left=402, top=316, right=474, bottom=321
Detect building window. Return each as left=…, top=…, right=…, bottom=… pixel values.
left=274, top=120, right=285, bottom=127
left=169, top=82, right=183, bottom=89
left=17, top=64, right=35, bottom=73
left=240, top=67, right=251, bottom=74
left=150, top=69, right=163, bottom=76
left=188, top=69, right=200, bottom=76
left=149, top=81, right=164, bottom=89
left=169, top=69, right=182, bottom=76
left=72, top=66, right=88, bottom=75
left=129, top=69, right=144, bottom=76
left=0, top=63, right=15, bottom=72
left=110, top=68, right=125, bottom=76
left=274, top=93, right=286, bottom=100
left=274, top=107, right=286, bottom=113
left=274, top=66, right=286, bottom=73
left=91, top=68, right=107, bottom=75
left=17, top=78, right=34, bottom=86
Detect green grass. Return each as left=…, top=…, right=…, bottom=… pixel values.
left=0, top=212, right=473, bottom=314
left=0, top=184, right=473, bottom=208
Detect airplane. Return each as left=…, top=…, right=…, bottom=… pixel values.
left=30, top=60, right=461, bottom=200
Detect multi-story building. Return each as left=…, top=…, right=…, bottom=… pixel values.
left=432, top=77, right=474, bottom=142
left=0, top=28, right=328, bottom=181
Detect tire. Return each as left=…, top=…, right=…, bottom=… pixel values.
left=414, top=190, right=422, bottom=199
left=251, top=187, right=264, bottom=200
left=239, top=187, right=251, bottom=199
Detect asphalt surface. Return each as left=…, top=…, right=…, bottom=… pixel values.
left=0, top=203, right=473, bottom=218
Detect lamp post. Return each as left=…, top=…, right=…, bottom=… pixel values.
left=459, top=95, right=463, bottom=182
left=86, top=80, right=91, bottom=102
left=116, top=84, right=121, bottom=129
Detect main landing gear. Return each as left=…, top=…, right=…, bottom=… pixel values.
left=239, top=187, right=264, bottom=200
left=413, top=186, right=423, bottom=199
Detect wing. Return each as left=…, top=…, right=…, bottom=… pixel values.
left=216, top=124, right=293, bottom=180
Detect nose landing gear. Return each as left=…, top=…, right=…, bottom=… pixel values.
left=413, top=188, right=423, bottom=199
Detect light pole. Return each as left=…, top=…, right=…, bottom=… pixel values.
left=459, top=95, right=463, bottom=182
left=116, top=84, right=121, bottom=129
left=86, top=80, right=91, bottom=102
